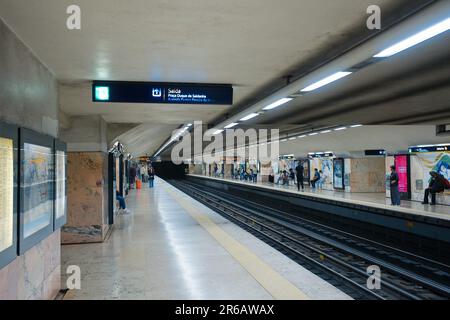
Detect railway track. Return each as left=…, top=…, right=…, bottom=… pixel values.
left=169, top=179, right=450, bottom=300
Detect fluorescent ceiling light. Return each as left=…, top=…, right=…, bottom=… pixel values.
left=374, top=18, right=450, bottom=58
left=301, top=72, right=352, bottom=92
left=281, top=139, right=287, bottom=142
left=298, top=135, right=307, bottom=138
left=308, top=132, right=319, bottom=136
left=289, top=137, right=296, bottom=140
left=334, top=127, right=347, bottom=131
left=224, top=122, right=238, bottom=129
left=350, top=124, right=363, bottom=128
left=213, top=129, right=224, bottom=135
left=320, top=130, right=332, bottom=134
left=262, top=98, right=293, bottom=110
left=239, top=113, right=259, bottom=121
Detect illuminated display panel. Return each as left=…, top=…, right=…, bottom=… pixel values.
left=0, top=137, right=14, bottom=252
left=55, top=150, right=66, bottom=219
left=22, top=143, right=53, bottom=238
left=19, top=128, right=55, bottom=254
left=0, top=122, right=18, bottom=269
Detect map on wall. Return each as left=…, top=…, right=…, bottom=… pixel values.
left=22, top=143, right=53, bottom=238
left=0, top=137, right=14, bottom=252
left=55, top=150, right=66, bottom=220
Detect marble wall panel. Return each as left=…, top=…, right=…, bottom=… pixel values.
left=0, top=231, right=61, bottom=300
left=350, top=158, right=386, bottom=193
left=62, top=152, right=110, bottom=244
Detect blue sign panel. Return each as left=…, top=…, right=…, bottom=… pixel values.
left=92, top=81, right=233, bottom=105
left=409, top=144, right=449, bottom=153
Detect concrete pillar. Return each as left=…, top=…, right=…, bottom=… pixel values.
left=59, top=116, right=110, bottom=243
left=260, top=161, right=272, bottom=182
left=224, top=164, right=233, bottom=178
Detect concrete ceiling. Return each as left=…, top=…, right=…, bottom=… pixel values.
left=278, top=125, right=450, bottom=156
left=256, top=32, right=450, bottom=127
left=0, top=0, right=414, bottom=116
left=111, top=123, right=177, bottom=157
left=0, top=0, right=444, bottom=156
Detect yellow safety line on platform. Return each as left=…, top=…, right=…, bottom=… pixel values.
left=163, top=183, right=310, bottom=300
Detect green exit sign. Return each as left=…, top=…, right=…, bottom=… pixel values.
left=94, top=86, right=110, bottom=101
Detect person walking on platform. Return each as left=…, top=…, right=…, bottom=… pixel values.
left=422, top=171, right=445, bottom=205
left=148, top=167, right=155, bottom=188
left=129, top=165, right=137, bottom=189
left=311, top=168, right=320, bottom=189
left=389, top=165, right=401, bottom=206
left=295, top=162, right=304, bottom=191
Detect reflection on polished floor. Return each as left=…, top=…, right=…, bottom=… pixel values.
left=188, top=175, right=450, bottom=221
left=61, top=178, right=350, bottom=300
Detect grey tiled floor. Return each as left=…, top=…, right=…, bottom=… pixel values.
left=62, top=178, right=350, bottom=300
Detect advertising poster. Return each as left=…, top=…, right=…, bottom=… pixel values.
left=333, top=158, right=344, bottom=189
left=115, top=158, right=120, bottom=193
left=0, top=137, right=14, bottom=252
left=310, top=157, right=334, bottom=190
left=55, top=150, right=67, bottom=220
left=22, top=143, right=53, bottom=238
left=395, top=155, right=409, bottom=194
left=410, top=151, right=450, bottom=205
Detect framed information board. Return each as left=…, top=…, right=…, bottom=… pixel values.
left=0, top=122, right=18, bottom=269
left=19, top=128, right=54, bottom=254
left=54, top=140, right=67, bottom=230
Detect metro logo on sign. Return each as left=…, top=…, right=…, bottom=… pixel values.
left=152, top=88, right=162, bottom=98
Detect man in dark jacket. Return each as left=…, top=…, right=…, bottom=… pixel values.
left=389, top=165, right=400, bottom=205
left=422, top=171, right=445, bottom=205
left=295, top=162, right=304, bottom=191
left=311, top=168, right=320, bottom=189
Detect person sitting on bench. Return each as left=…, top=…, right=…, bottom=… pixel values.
left=116, top=191, right=131, bottom=214
left=422, top=171, right=445, bottom=205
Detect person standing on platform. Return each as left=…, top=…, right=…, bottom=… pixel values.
left=148, top=167, right=155, bottom=188
left=389, top=165, right=401, bottom=206
left=295, top=162, right=304, bottom=191
left=141, top=163, right=147, bottom=182
left=252, top=169, right=258, bottom=183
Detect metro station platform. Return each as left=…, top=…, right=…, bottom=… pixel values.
left=61, top=177, right=350, bottom=300
left=187, top=174, right=450, bottom=222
